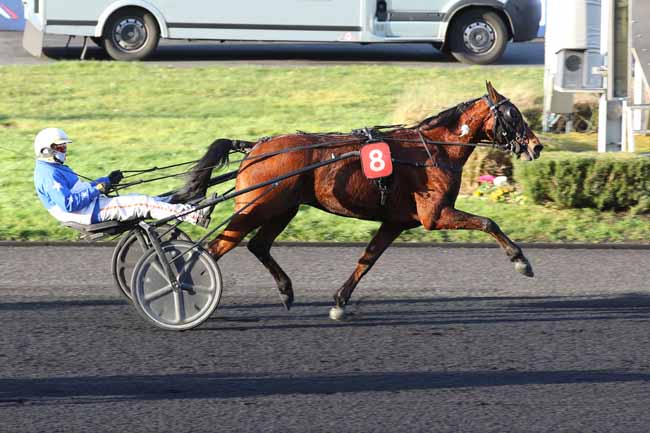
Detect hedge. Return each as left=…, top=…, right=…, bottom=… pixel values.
left=514, top=152, right=650, bottom=212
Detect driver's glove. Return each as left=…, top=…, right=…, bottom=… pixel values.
left=108, top=170, right=124, bottom=185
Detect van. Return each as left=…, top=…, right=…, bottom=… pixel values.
left=23, top=0, right=541, bottom=64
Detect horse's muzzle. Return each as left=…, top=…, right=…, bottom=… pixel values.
left=519, top=143, right=543, bottom=161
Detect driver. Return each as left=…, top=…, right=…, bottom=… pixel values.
left=33, top=128, right=211, bottom=227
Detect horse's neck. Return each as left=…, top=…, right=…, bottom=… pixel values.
left=423, top=102, right=491, bottom=164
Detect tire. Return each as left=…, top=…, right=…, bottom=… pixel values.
left=103, top=8, right=160, bottom=61
left=447, top=9, right=508, bottom=65
left=131, top=241, right=223, bottom=331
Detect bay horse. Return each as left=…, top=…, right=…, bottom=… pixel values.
left=173, top=82, right=543, bottom=320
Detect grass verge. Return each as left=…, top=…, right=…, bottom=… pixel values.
left=1, top=62, right=648, bottom=242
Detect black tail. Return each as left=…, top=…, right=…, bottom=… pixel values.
left=170, top=138, right=252, bottom=203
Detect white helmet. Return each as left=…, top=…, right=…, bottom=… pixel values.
left=34, top=128, right=72, bottom=158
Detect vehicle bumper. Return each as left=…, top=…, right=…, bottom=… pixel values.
left=505, top=0, right=541, bottom=42
left=22, top=19, right=44, bottom=57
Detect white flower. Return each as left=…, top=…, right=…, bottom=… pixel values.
left=493, top=176, right=509, bottom=187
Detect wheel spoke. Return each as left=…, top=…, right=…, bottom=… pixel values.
left=173, top=290, right=185, bottom=323
left=149, top=261, right=169, bottom=280
left=144, top=284, right=173, bottom=302
left=191, top=284, right=214, bottom=294
left=148, top=258, right=178, bottom=286
left=176, top=252, right=198, bottom=279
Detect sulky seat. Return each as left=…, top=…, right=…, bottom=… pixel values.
left=61, top=219, right=141, bottom=240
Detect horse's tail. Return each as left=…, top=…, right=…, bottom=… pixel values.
left=170, top=138, right=252, bottom=203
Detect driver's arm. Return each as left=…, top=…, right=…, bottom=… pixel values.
left=48, top=171, right=102, bottom=212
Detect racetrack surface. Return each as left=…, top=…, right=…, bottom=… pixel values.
left=1, top=244, right=649, bottom=432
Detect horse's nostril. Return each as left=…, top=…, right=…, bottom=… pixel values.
left=533, top=144, right=544, bottom=155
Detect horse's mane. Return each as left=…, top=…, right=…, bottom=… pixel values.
left=413, top=97, right=482, bottom=130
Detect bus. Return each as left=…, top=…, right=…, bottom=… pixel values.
left=22, top=0, right=541, bottom=64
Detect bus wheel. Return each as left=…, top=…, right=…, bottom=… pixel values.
left=103, top=8, right=159, bottom=61
left=448, top=9, right=508, bottom=65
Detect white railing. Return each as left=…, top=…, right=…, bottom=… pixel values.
left=621, top=102, right=650, bottom=152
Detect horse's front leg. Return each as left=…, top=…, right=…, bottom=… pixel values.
left=434, top=207, right=534, bottom=277
left=329, top=222, right=404, bottom=321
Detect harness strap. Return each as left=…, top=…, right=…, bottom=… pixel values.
left=240, top=138, right=360, bottom=163
left=391, top=158, right=463, bottom=172
left=376, top=176, right=391, bottom=206
left=417, top=129, right=438, bottom=169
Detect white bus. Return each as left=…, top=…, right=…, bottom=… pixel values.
left=23, top=0, right=540, bottom=64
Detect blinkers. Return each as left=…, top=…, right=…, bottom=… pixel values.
left=483, top=94, right=529, bottom=156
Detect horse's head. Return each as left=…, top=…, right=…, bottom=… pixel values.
left=482, top=82, right=543, bottom=161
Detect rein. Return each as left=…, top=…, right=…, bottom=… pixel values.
left=120, top=159, right=200, bottom=179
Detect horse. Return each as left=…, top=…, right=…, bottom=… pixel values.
left=172, top=82, right=543, bottom=320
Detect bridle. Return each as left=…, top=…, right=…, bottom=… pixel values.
left=482, top=94, right=529, bottom=156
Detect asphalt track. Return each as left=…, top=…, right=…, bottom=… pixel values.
left=0, top=30, right=544, bottom=67
left=1, top=244, right=649, bottom=433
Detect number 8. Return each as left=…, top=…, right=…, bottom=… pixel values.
left=369, top=149, right=385, bottom=172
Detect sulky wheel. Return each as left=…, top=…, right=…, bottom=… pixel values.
left=130, top=240, right=223, bottom=331
left=111, top=224, right=191, bottom=301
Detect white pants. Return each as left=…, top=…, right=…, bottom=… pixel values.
left=96, top=194, right=201, bottom=224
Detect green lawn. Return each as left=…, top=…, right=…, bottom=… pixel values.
left=1, top=62, right=648, bottom=242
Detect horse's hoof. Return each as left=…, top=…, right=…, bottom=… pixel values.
left=515, top=259, right=534, bottom=277
left=329, top=306, right=346, bottom=321
left=279, top=293, right=293, bottom=311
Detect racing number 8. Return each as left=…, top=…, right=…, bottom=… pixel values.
left=361, top=142, right=393, bottom=179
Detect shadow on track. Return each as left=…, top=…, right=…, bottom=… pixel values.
left=2, top=295, right=650, bottom=328
left=0, top=299, right=126, bottom=311
left=1, top=369, right=648, bottom=406
left=514, top=293, right=650, bottom=310
left=198, top=293, right=650, bottom=329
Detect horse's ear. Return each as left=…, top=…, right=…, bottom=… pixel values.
left=486, top=81, right=500, bottom=101
left=485, top=81, right=503, bottom=102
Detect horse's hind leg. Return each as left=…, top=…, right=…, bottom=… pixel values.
left=207, top=213, right=262, bottom=259
left=329, top=222, right=404, bottom=321
left=434, top=207, right=534, bottom=277
left=247, top=207, right=299, bottom=310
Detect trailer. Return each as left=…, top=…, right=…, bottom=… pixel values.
left=22, top=0, right=540, bottom=64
